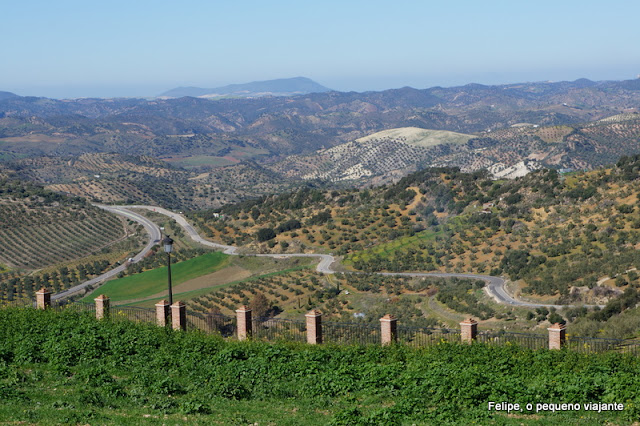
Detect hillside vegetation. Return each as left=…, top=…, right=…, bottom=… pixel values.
left=0, top=307, right=637, bottom=424
left=4, top=114, right=640, bottom=211
left=187, top=155, right=640, bottom=335
left=0, top=178, right=126, bottom=270
left=0, top=178, right=147, bottom=303
left=7, top=153, right=293, bottom=210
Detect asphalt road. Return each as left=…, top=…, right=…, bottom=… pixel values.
left=59, top=204, right=599, bottom=309
left=125, top=205, right=337, bottom=273
left=52, top=206, right=161, bottom=301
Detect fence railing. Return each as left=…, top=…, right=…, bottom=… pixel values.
left=21, top=290, right=640, bottom=356
left=478, top=330, right=548, bottom=350
left=252, top=317, right=307, bottom=343
left=398, top=325, right=460, bottom=346
left=566, top=335, right=640, bottom=356
left=111, top=305, right=156, bottom=324
left=186, top=312, right=237, bottom=337
left=324, top=321, right=381, bottom=345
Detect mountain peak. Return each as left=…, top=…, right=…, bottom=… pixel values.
left=159, top=77, right=331, bottom=99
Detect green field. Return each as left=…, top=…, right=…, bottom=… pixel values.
left=82, top=252, right=229, bottom=302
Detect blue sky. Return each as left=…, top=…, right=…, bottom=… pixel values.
left=2, top=0, right=639, bottom=98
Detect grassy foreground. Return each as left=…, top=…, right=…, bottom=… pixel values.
left=82, top=252, right=229, bottom=302
left=0, top=308, right=639, bottom=425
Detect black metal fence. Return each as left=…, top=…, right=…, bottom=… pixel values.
left=252, top=317, right=307, bottom=343
left=186, top=312, right=237, bottom=337
left=478, top=330, right=548, bottom=350
left=566, top=335, right=640, bottom=356
left=111, top=305, right=156, bottom=323
left=324, top=321, right=381, bottom=345
left=57, top=300, right=96, bottom=314
left=398, top=325, right=460, bottom=347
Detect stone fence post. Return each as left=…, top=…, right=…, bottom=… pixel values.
left=305, top=309, right=322, bottom=344
left=460, top=318, right=478, bottom=344
left=94, top=295, right=110, bottom=319
left=36, top=288, right=51, bottom=310
left=380, top=314, right=397, bottom=345
left=171, top=301, right=186, bottom=331
left=236, top=306, right=252, bottom=341
left=155, top=300, right=170, bottom=327
left=548, top=323, right=566, bottom=349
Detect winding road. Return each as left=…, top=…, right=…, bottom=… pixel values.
left=51, top=206, right=162, bottom=301
left=57, top=205, right=596, bottom=309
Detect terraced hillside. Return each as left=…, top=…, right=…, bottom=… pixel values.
left=0, top=177, right=144, bottom=302
left=0, top=180, right=126, bottom=269
left=270, top=115, right=640, bottom=187
left=9, top=153, right=295, bottom=210
left=188, top=156, right=640, bottom=338
left=272, top=127, right=479, bottom=183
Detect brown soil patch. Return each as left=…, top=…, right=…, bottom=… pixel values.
left=172, top=265, right=252, bottom=293
left=116, top=266, right=252, bottom=305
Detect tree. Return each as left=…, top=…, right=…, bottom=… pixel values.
left=256, top=228, right=276, bottom=242
left=249, top=292, right=270, bottom=319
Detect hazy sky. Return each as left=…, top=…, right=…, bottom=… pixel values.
left=2, top=0, right=639, bottom=98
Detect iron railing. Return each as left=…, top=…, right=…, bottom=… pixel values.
left=111, top=305, right=156, bottom=324
left=323, top=321, right=381, bottom=345
left=252, top=316, right=307, bottom=343
left=398, top=325, right=460, bottom=347
left=478, top=330, right=548, bottom=350
left=566, top=335, right=640, bottom=356
left=185, top=311, right=237, bottom=337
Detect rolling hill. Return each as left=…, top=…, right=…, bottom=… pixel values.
left=2, top=78, right=640, bottom=164
left=271, top=127, right=477, bottom=183
left=186, top=155, right=640, bottom=338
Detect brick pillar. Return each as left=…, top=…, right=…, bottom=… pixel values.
left=305, top=309, right=322, bottom=344
left=380, top=314, right=398, bottom=345
left=36, top=288, right=51, bottom=310
left=460, top=318, right=478, bottom=344
left=236, top=306, right=252, bottom=341
left=94, top=295, right=110, bottom=319
left=548, top=323, right=566, bottom=350
left=171, top=301, right=186, bottom=331
left=155, top=300, right=170, bottom=327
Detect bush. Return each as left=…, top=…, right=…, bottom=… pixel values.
left=256, top=228, right=276, bottom=242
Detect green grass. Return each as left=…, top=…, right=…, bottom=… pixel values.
left=0, top=307, right=638, bottom=425
left=82, top=252, right=229, bottom=302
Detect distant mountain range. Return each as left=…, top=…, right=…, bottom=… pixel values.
left=159, top=77, right=331, bottom=99
left=0, top=91, right=18, bottom=100
left=2, top=76, right=640, bottom=209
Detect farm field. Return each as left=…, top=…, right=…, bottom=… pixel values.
left=0, top=178, right=148, bottom=303
left=82, top=252, right=230, bottom=303
left=83, top=251, right=315, bottom=306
